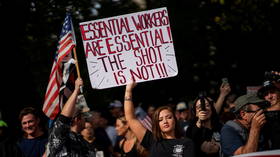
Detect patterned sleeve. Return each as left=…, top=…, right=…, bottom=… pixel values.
left=47, top=115, right=72, bottom=156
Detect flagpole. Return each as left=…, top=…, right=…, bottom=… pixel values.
left=73, top=47, right=81, bottom=78
left=73, top=47, right=89, bottom=111
left=73, top=47, right=85, bottom=94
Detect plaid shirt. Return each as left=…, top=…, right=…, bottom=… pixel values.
left=47, top=115, right=95, bottom=157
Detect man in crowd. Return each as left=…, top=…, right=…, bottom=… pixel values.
left=47, top=78, right=95, bottom=156
left=220, top=94, right=267, bottom=157
left=88, top=110, right=114, bottom=157
left=0, top=118, right=24, bottom=157
left=175, top=101, right=190, bottom=134
left=257, top=79, right=280, bottom=149
left=18, top=107, right=48, bottom=157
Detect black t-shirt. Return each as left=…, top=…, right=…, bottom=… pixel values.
left=263, top=110, right=280, bottom=149
left=186, top=123, right=223, bottom=157
left=141, top=130, right=195, bottom=157
left=18, top=133, right=48, bottom=157
left=94, top=127, right=113, bottom=157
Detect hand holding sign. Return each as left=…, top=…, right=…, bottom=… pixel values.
left=125, top=79, right=137, bottom=93
left=80, top=7, right=178, bottom=89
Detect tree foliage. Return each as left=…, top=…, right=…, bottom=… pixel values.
left=1, top=0, right=279, bottom=109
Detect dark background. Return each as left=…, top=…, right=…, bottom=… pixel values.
left=1, top=0, right=279, bottom=133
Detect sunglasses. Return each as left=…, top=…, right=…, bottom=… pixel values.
left=244, top=108, right=261, bottom=113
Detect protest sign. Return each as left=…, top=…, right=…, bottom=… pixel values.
left=246, top=86, right=262, bottom=95
left=80, top=7, right=178, bottom=89
left=233, top=150, right=280, bottom=157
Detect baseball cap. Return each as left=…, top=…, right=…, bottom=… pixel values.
left=109, top=100, right=123, bottom=108
left=234, top=93, right=266, bottom=113
left=73, top=110, right=92, bottom=119
left=73, top=106, right=91, bottom=119
left=257, top=81, right=280, bottom=98
left=176, top=102, right=188, bottom=111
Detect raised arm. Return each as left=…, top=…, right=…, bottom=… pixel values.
left=48, top=78, right=83, bottom=156
left=233, top=110, right=266, bottom=155
left=215, top=83, right=231, bottom=114
left=124, top=81, right=147, bottom=142
left=61, top=78, right=83, bottom=118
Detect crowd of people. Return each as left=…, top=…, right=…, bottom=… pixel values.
left=0, top=71, right=280, bottom=157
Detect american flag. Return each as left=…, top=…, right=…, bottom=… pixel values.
left=43, top=13, right=76, bottom=120
left=135, top=106, right=152, bottom=131
left=138, top=115, right=152, bottom=131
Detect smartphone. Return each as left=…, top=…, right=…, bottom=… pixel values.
left=222, top=77, right=229, bottom=85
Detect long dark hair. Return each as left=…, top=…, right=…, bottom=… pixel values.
left=191, top=97, right=221, bottom=131
left=152, top=106, right=182, bottom=141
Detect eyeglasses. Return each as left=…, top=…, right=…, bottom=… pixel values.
left=195, top=104, right=211, bottom=109
left=244, top=108, right=261, bottom=113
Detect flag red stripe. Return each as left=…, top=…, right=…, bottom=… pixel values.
left=45, top=100, right=59, bottom=117
left=43, top=82, right=59, bottom=110
left=44, top=81, right=57, bottom=104
left=58, top=37, right=73, bottom=53
left=59, top=33, right=72, bottom=45
left=43, top=67, right=61, bottom=118
left=44, top=69, right=58, bottom=100
left=43, top=87, right=59, bottom=114
left=46, top=97, right=59, bottom=115
left=44, top=63, right=57, bottom=96
left=44, top=61, right=63, bottom=95
left=49, top=102, right=60, bottom=120
left=44, top=63, right=61, bottom=104
left=57, top=44, right=75, bottom=64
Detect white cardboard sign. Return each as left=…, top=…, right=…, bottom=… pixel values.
left=80, top=7, right=178, bottom=89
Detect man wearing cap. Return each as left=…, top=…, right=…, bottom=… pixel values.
left=176, top=101, right=190, bottom=134
left=109, top=100, right=124, bottom=119
left=220, top=94, right=267, bottom=157
left=257, top=80, right=280, bottom=149
left=47, top=78, right=95, bottom=157
left=257, top=80, right=280, bottom=111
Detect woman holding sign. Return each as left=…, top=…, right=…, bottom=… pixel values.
left=124, top=81, right=195, bottom=157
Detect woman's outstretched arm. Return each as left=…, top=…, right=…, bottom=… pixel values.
left=124, top=81, right=147, bottom=142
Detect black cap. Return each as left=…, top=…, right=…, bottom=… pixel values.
left=257, top=81, right=280, bottom=99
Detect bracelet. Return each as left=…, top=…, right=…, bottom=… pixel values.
left=124, top=97, right=132, bottom=101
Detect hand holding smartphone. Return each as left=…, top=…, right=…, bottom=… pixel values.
left=222, top=77, right=229, bottom=85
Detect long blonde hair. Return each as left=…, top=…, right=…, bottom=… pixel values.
left=117, top=116, right=149, bottom=157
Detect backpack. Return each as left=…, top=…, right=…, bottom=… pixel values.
left=225, top=120, right=248, bottom=143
